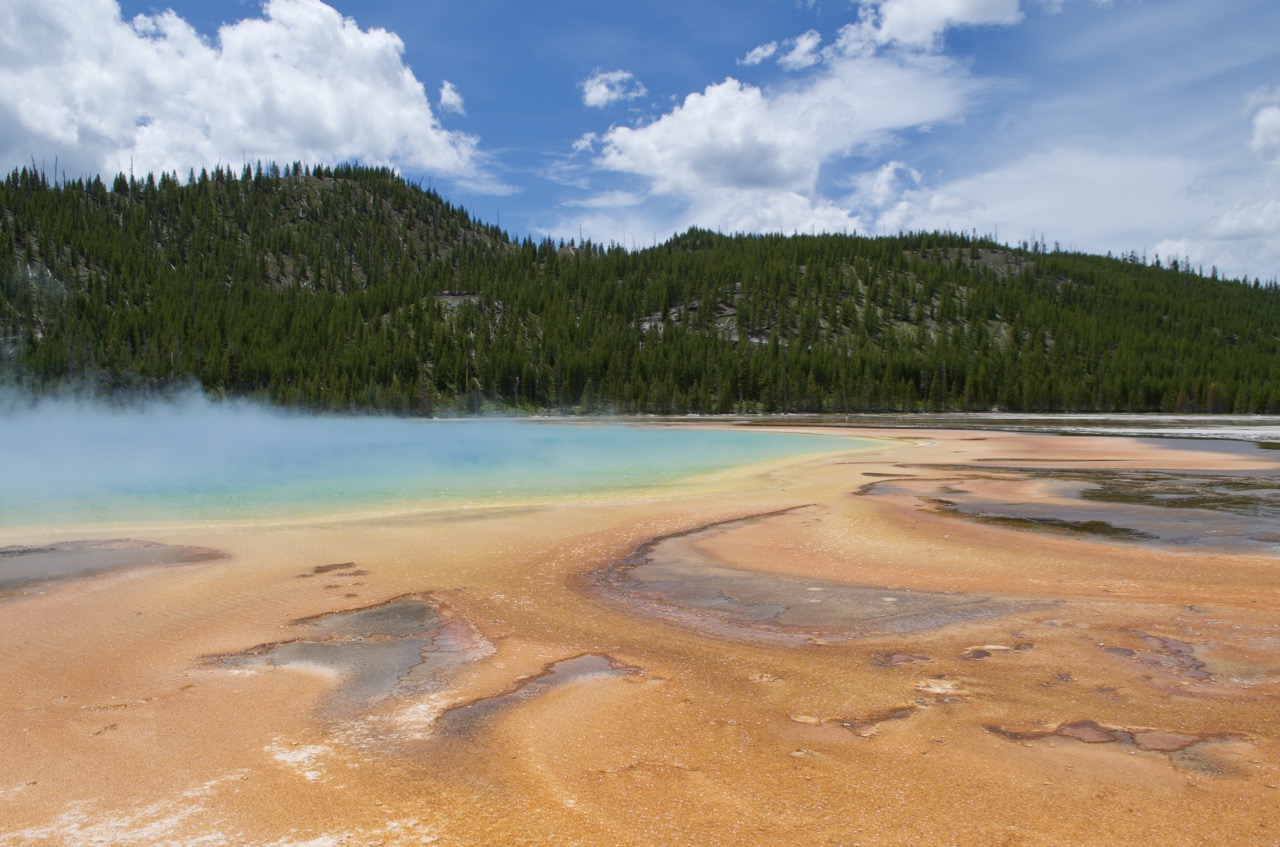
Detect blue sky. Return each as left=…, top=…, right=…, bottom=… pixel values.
left=3, top=1, right=1279, bottom=280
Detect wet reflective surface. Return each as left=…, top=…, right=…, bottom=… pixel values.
left=212, top=594, right=488, bottom=718
left=0, top=539, right=224, bottom=598
left=596, top=510, right=1052, bottom=642
left=2, top=426, right=1278, bottom=847
left=865, top=466, right=1280, bottom=553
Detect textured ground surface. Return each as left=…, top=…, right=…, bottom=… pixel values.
left=1, top=428, right=1277, bottom=846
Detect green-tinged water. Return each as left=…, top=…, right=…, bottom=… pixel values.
left=0, top=396, right=863, bottom=528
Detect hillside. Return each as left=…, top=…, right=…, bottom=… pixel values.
left=3, top=164, right=1279, bottom=414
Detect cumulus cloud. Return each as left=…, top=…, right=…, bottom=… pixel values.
left=0, top=0, right=487, bottom=186
left=597, top=79, right=808, bottom=194
left=600, top=58, right=976, bottom=193
left=439, top=80, right=466, bottom=115
left=580, top=70, right=647, bottom=109
left=589, top=51, right=978, bottom=233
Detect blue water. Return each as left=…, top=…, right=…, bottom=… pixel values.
left=0, top=395, right=861, bottom=528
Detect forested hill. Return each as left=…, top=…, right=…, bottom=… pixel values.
left=3, top=163, right=1279, bottom=414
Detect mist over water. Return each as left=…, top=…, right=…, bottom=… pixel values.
left=0, top=390, right=850, bottom=528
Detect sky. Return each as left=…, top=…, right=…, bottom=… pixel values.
left=2, top=0, right=1279, bottom=281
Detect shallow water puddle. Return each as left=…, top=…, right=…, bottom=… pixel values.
left=210, top=594, right=489, bottom=718
left=984, top=719, right=1256, bottom=775
left=866, top=467, right=1280, bottom=551
left=0, top=538, right=225, bottom=597
left=596, top=510, right=1050, bottom=641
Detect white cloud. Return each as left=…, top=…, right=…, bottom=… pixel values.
left=587, top=51, right=978, bottom=236
left=562, top=190, right=645, bottom=209
left=597, top=78, right=811, bottom=194
left=835, top=0, right=1022, bottom=54
left=439, top=80, right=466, bottom=115
left=598, top=57, right=977, bottom=194
left=740, top=41, right=779, bottom=66
left=563, top=2, right=1280, bottom=281
left=541, top=157, right=592, bottom=191
left=686, top=188, right=860, bottom=235
left=852, top=145, right=1280, bottom=279
left=580, top=70, right=647, bottom=109
left=850, top=160, right=923, bottom=209
left=779, top=30, right=824, bottom=70
left=880, top=0, right=1022, bottom=45
left=542, top=188, right=859, bottom=252
left=1250, top=105, right=1280, bottom=159
left=1200, top=191, right=1280, bottom=279
left=0, top=0, right=487, bottom=186
left=1033, top=0, right=1116, bottom=12
left=866, top=147, right=1197, bottom=242
left=569, top=2, right=1026, bottom=241
left=1207, top=193, right=1280, bottom=242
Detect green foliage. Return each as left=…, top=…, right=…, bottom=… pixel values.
left=3, top=164, right=1279, bottom=414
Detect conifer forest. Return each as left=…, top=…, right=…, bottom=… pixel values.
left=4, top=163, right=1278, bottom=414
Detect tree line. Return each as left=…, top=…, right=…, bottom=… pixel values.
left=4, top=163, right=1279, bottom=414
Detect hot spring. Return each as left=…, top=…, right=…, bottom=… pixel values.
left=0, top=394, right=863, bottom=529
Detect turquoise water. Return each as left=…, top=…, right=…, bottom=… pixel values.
left=0, top=396, right=861, bottom=528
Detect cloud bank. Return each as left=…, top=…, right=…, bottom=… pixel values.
left=0, top=0, right=486, bottom=186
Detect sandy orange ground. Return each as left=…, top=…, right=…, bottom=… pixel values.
left=0, top=428, right=1277, bottom=846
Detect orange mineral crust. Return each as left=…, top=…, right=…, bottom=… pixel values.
left=1, top=429, right=1277, bottom=846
